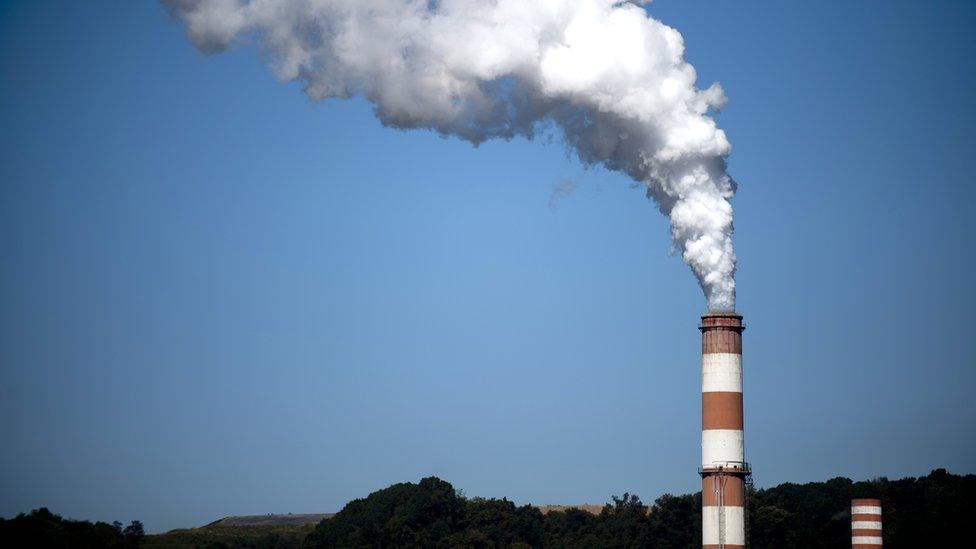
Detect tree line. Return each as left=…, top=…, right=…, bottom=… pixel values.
left=0, top=507, right=144, bottom=548
left=3, top=469, right=972, bottom=547
left=306, top=469, right=974, bottom=548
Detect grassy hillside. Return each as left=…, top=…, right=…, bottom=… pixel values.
left=145, top=522, right=315, bottom=548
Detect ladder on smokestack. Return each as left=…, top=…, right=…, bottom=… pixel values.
left=716, top=473, right=726, bottom=549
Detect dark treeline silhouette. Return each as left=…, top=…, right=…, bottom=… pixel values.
left=0, top=508, right=144, bottom=548
left=306, top=469, right=974, bottom=548
left=305, top=478, right=699, bottom=548
left=4, top=469, right=972, bottom=547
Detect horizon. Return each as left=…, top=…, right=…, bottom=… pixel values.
left=2, top=0, right=975, bottom=535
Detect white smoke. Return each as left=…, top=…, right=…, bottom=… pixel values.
left=165, top=0, right=737, bottom=310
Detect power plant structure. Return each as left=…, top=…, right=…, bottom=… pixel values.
left=851, top=498, right=883, bottom=547
left=699, top=312, right=749, bottom=549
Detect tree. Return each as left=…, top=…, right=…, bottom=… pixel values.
left=123, top=520, right=145, bottom=544
left=305, top=477, right=464, bottom=548
left=750, top=505, right=793, bottom=548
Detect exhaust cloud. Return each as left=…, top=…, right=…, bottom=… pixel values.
left=166, top=0, right=737, bottom=310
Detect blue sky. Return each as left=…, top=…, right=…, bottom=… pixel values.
left=1, top=0, right=975, bottom=533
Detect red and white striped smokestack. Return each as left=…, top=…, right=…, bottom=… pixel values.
left=851, top=498, right=882, bottom=547
left=699, top=312, right=748, bottom=549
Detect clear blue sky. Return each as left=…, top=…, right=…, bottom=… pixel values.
left=1, top=0, right=974, bottom=534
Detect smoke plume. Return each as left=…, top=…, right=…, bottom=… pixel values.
left=166, top=0, right=737, bottom=310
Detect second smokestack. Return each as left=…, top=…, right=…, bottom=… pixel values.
left=851, top=498, right=882, bottom=547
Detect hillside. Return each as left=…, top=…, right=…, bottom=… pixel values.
left=145, top=522, right=317, bottom=548
left=207, top=514, right=335, bottom=527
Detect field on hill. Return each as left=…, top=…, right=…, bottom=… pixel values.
left=145, top=522, right=316, bottom=548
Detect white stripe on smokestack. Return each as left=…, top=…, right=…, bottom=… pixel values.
left=852, top=498, right=882, bottom=548
left=701, top=430, right=745, bottom=467
left=700, top=312, right=747, bottom=549
left=702, top=353, right=742, bottom=392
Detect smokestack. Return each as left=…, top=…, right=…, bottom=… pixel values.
left=699, top=312, right=747, bottom=548
left=851, top=498, right=882, bottom=547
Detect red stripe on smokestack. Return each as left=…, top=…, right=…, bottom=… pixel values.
left=700, top=312, right=748, bottom=549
